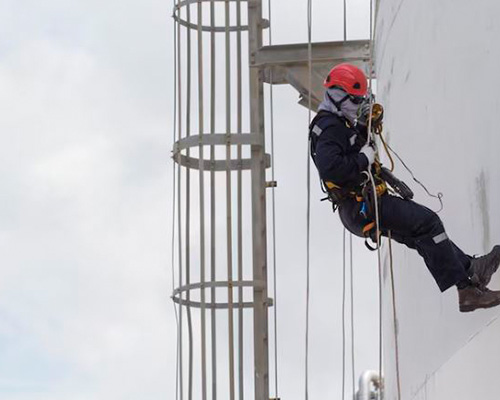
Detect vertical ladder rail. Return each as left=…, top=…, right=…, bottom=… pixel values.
left=248, top=1, right=270, bottom=399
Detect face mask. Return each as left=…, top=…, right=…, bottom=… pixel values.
left=339, top=96, right=364, bottom=126
left=319, top=87, right=371, bottom=127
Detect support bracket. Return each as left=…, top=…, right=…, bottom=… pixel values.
left=253, top=40, right=374, bottom=110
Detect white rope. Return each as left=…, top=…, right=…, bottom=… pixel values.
left=385, top=142, right=444, bottom=212
left=224, top=1, right=236, bottom=399
left=175, top=0, right=184, bottom=397
left=367, top=4, right=404, bottom=398
left=267, top=0, right=280, bottom=397
left=305, top=0, right=313, bottom=398
left=235, top=2, right=244, bottom=399
left=196, top=1, right=208, bottom=398
left=341, top=5, right=352, bottom=397
left=342, top=228, right=347, bottom=400
left=172, top=2, right=180, bottom=398
left=350, top=232, right=356, bottom=399
left=173, top=136, right=180, bottom=400
left=367, top=169, right=383, bottom=398
left=209, top=0, right=218, bottom=397
left=185, top=2, right=194, bottom=398
left=388, top=232, right=402, bottom=400
left=366, top=0, right=384, bottom=397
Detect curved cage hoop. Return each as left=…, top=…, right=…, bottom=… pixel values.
left=172, top=133, right=271, bottom=171
left=173, top=0, right=270, bottom=33
left=172, top=280, right=273, bottom=309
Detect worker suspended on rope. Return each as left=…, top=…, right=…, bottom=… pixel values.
left=309, top=63, right=500, bottom=313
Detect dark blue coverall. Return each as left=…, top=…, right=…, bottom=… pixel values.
left=310, top=110, right=471, bottom=292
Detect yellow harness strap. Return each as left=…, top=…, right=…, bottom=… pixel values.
left=325, top=181, right=340, bottom=190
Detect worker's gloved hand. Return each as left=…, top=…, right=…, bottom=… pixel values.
left=360, top=143, right=376, bottom=166
left=356, top=102, right=384, bottom=129
left=357, top=103, right=371, bottom=126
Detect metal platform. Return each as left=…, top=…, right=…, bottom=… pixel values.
left=253, top=40, right=373, bottom=109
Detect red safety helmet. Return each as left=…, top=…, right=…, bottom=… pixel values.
left=323, top=63, right=368, bottom=97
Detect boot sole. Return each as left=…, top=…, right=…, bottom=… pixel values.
left=460, top=297, right=500, bottom=313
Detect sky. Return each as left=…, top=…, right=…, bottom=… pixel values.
left=0, top=1, right=378, bottom=399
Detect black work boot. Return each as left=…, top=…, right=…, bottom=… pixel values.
left=458, top=285, right=500, bottom=313
left=469, top=245, right=500, bottom=288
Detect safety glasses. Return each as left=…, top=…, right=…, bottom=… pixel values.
left=348, top=94, right=366, bottom=104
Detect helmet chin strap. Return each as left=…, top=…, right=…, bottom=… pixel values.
left=326, top=91, right=350, bottom=112
left=325, top=90, right=363, bottom=128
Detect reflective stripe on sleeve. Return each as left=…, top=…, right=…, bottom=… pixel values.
left=312, top=125, right=323, bottom=136
left=433, top=232, right=449, bottom=244
left=350, top=134, right=357, bottom=146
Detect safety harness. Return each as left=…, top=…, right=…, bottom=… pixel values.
left=309, top=111, right=388, bottom=245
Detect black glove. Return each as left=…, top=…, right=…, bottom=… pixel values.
left=379, top=167, right=414, bottom=200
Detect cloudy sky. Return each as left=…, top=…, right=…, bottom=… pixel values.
left=0, top=1, right=378, bottom=399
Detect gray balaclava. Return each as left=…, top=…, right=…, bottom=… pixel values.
left=318, top=87, right=363, bottom=126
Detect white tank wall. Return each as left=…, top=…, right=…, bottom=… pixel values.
left=375, top=1, right=500, bottom=399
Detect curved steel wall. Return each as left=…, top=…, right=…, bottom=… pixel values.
left=375, top=1, right=500, bottom=399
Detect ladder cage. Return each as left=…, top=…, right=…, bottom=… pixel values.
left=172, top=1, right=271, bottom=399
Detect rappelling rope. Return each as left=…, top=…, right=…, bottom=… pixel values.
left=267, top=0, right=280, bottom=396
left=173, top=171, right=180, bottom=400
left=342, top=228, right=347, bottom=400
left=185, top=2, right=194, bottom=398
left=376, top=129, right=395, bottom=172
left=386, top=141, right=444, bottom=213
left=172, top=2, right=180, bottom=399
left=342, top=3, right=356, bottom=398
left=305, top=0, right=313, bottom=397
left=367, top=2, right=405, bottom=398
left=366, top=0, right=384, bottom=397
left=209, top=0, right=217, bottom=397
left=174, top=0, right=184, bottom=397
left=367, top=167, right=383, bottom=397
left=373, top=113, right=444, bottom=212
left=388, top=232, right=402, bottom=400
left=342, top=5, right=348, bottom=397
left=350, top=232, right=356, bottom=400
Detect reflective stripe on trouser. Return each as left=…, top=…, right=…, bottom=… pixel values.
left=338, top=194, right=471, bottom=292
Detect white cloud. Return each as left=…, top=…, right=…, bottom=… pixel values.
left=0, top=1, right=175, bottom=398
